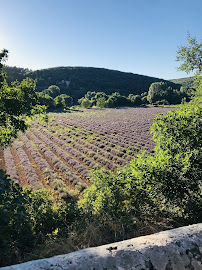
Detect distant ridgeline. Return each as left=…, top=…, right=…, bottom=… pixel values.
left=170, top=77, right=194, bottom=89
left=4, top=66, right=182, bottom=99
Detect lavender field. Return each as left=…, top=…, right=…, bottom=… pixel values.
left=0, top=107, right=173, bottom=197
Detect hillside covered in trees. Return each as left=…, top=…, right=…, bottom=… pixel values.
left=4, top=66, right=181, bottom=100
left=170, top=76, right=194, bottom=88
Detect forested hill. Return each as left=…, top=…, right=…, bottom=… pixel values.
left=170, top=76, right=194, bottom=88
left=4, top=66, right=181, bottom=99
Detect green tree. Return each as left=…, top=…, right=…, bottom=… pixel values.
left=42, top=85, right=61, bottom=98
left=150, top=106, right=202, bottom=221
left=141, top=96, right=148, bottom=105
left=177, top=34, right=202, bottom=105
left=96, top=97, right=107, bottom=108
left=143, top=35, right=202, bottom=220
left=147, top=82, right=172, bottom=104
left=55, top=94, right=73, bottom=108
left=0, top=49, right=8, bottom=88
left=176, top=34, right=202, bottom=73
left=147, top=81, right=184, bottom=104
left=106, top=92, right=130, bottom=107
left=80, top=98, right=92, bottom=108
left=0, top=53, right=46, bottom=146
left=38, top=93, right=55, bottom=109
left=128, top=94, right=142, bottom=106
left=106, top=96, right=117, bottom=107
left=94, top=92, right=108, bottom=100
left=85, top=91, right=96, bottom=100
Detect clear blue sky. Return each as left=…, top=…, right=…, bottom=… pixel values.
left=0, top=0, right=201, bottom=79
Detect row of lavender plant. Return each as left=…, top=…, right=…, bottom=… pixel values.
left=38, top=127, right=119, bottom=171
left=46, top=120, right=153, bottom=158
left=19, top=134, right=59, bottom=184
left=31, top=128, right=90, bottom=180
left=46, top=118, right=148, bottom=154
left=19, top=133, right=77, bottom=195
left=59, top=132, right=127, bottom=167
left=48, top=107, right=170, bottom=152
left=37, top=127, right=104, bottom=170
left=62, top=127, right=133, bottom=158
left=4, top=147, right=20, bottom=184
left=27, top=130, right=88, bottom=186
left=45, top=124, right=133, bottom=164
left=12, top=140, right=43, bottom=189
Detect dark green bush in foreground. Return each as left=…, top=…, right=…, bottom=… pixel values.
left=0, top=173, right=79, bottom=266
left=0, top=171, right=34, bottom=265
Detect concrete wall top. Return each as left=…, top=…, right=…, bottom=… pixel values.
left=2, top=223, right=202, bottom=270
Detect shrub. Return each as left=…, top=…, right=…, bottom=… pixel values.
left=0, top=171, right=34, bottom=266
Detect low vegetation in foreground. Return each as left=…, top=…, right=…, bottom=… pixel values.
left=0, top=36, right=201, bottom=267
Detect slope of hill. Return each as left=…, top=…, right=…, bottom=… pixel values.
left=4, top=66, right=181, bottom=99
left=170, top=76, right=194, bottom=88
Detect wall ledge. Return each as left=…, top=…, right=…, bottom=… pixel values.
left=2, top=223, right=202, bottom=270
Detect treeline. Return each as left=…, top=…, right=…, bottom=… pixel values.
left=37, top=85, right=73, bottom=109
left=37, top=81, right=192, bottom=110
left=4, top=66, right=193, bottom=108
left=170, top=76, right=194, bottom=88
left=78, top=81, right=192, bottom=108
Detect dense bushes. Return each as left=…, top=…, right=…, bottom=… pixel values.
left=78, top=85, right=192, bottom=108
left=37, top=83, right=192, bottom=109
left=78, top=91, right=148, bottom=108
left=151, top=105, right=202, bottom=222
left=0, top=171, right=79, bottom=266
left=38, top=87, right=73, bottom=109
left=0, top=171, right=34, bottom=265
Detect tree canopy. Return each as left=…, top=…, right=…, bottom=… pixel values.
left=0, top=50, right=46, bottom=146
left=177, top=34, right=202, bottom=106
left=177, top=34, right=202, bottom=74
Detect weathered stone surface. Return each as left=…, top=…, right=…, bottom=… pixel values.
left=2, top=223, right=202, bottom=270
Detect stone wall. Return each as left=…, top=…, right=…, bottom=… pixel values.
left=2, top=223, right=202, bottom=270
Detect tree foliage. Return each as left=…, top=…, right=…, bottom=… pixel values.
left=0, top=51, right=53, bottom=266
left=147, top=81, right=185, bottom=104
left=177, top=34, right=202, bottom=74
left=38, top=93, right=55, bottom=109
left=5, top=66, right=180, bottom=100
left=150, top=106, right=202, bottom=220
left=0, top=50, right=46, bottom=146
left=79, top=98, right=92, bottom=108
left=42, top=85, right=61, bottom=98
left=54, top=94, right=73, bottom=108
left=0, top=171, right=34, bottom=265
left=177, top=34, right=202, bottom=106
left=96, top=97, right=107, bottom=108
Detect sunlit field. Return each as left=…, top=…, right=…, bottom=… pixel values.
left=1, top=107, right=173, bottom=197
